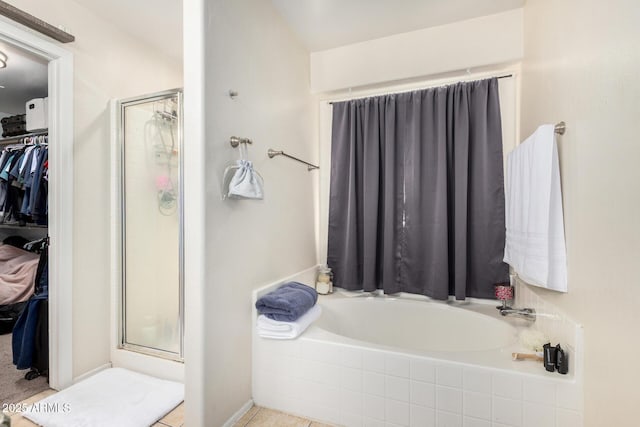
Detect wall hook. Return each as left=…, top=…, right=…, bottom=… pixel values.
left=230, top=136, right=252, bottom=148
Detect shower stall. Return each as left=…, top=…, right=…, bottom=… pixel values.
left=111, top=89, right=184, bottom=380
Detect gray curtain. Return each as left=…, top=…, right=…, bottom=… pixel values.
left=327, top=78, right=508, bottom=300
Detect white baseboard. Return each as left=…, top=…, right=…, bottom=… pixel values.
left=110, top=348, right=184, bottom=383
left=71, top=363, right=112, bottom=385
left=222, top=399, right=254, bottom=427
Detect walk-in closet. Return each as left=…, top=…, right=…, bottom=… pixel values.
left=0, top=39, right=51, bottom=404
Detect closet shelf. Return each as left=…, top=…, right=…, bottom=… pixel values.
left=0, top=224, right=47, bottom=230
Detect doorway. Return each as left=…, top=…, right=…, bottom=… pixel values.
left=0, top=17, right=74, bottom=393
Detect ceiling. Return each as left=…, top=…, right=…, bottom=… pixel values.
left=0, top=0, right=525, bottom=113
left=70, top=0, right=524, bottom=57
left=0, top=41, right=48, bottom=114
left=270, top=0, right=525, bottom=52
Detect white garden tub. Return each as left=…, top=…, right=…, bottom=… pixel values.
left=315, top=292, right=517, bottom=353
left=252, top=279, right=583, bottom=427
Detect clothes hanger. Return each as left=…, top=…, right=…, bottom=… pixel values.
left=24, top=236, right=49, bottom=252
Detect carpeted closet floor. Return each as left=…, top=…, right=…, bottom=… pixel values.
left=0, top=332, right=49, bottom=404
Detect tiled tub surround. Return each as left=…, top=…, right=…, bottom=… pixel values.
left=252, top=276, right=583, bottom=427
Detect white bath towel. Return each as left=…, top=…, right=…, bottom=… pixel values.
left=257, top=304, right=322, bottom=339
left=503, top=124, right=567, bottom=292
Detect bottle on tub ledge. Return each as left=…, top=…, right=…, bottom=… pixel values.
left=315, top=265, right=333, bottom=295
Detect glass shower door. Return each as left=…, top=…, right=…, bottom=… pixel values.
left=119, top=89, right=183, bottom=360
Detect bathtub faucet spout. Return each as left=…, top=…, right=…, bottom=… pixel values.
left=500, top=307, right=536, bottom=322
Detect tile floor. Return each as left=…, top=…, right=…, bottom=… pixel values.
left=233, top=406, right=333, bottom=427
left=4, top=390, right=332, bottom=427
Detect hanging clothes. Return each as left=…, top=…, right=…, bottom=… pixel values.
left=0, top=136, right=49, bottom=226
left=12, top=240, right=49, bottom=371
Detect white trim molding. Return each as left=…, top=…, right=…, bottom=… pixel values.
left=0, top=16, right=74, bottom=390
left=182, top=0, right=206, bottom=424
left=222, top=400, right=254, bottom=427
left=72, top=363, right=112, bottom=384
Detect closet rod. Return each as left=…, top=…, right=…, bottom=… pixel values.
left=0, top=131, right=48, bottom=145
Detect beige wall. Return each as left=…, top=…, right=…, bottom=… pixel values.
left=202, top=0, right=317, bottom=424
left=520, top=0, right=640, bottom=424
left=6, top=0, right=182, bottom=378
left=310, top=9, right=523, bottom=93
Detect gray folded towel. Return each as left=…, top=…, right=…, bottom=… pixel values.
left=255, top=282, right=318, bottom=322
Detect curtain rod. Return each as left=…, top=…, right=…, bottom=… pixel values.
left=329, top=74, right=515, bottom=105
left=0, top=1, right=75, bottom=43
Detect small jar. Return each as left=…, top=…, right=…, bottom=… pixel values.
left=316, top=265, right=333, bottom=295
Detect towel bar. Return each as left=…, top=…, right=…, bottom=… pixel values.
left=267, top=149, right=319, bottom=171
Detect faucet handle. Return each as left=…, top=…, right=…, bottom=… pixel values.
left=500, top=307, right=536, bottom=322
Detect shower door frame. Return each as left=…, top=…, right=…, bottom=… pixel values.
left=114, top=89, right=185, bottom=364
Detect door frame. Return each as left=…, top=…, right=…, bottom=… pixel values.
left=0, top=16, right=74, bottom=389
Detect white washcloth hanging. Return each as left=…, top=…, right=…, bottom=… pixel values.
left=503, top=124, right=567, bottom=292
left=224, top=141, right=264, bottom=199
left=256, top=304, right=322, bottom=339
left=227, top=159, right=264, bottom=199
